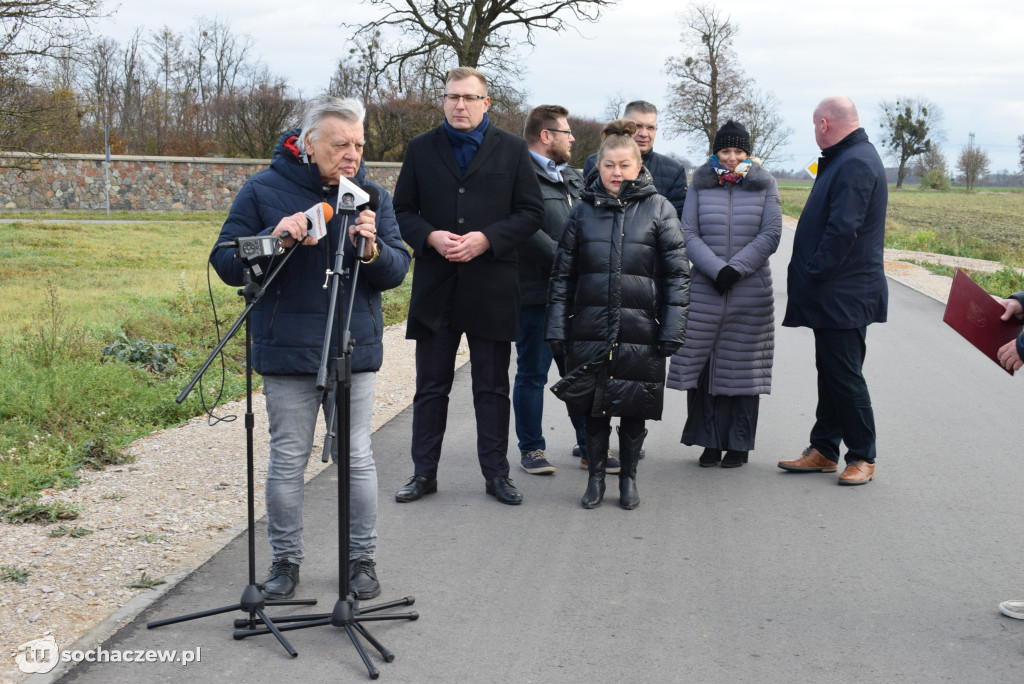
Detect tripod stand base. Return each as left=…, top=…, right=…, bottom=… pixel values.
left=147, top=583, right=317, bottom=657
left=233, top=594, right=418, bottom=678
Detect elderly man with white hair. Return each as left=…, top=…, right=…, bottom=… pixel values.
left=211, top=97, right=411, bottom=601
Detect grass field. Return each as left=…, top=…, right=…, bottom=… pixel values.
left=0, top=217, right=225, bottom=329
left=777, top=185, right=1024, bottom=266
left=0, top=214, right=410, bottom=519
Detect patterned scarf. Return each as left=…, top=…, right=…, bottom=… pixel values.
left=709, top=155, right=752, bottom=187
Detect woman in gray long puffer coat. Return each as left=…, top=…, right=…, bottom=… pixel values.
left=667, top=120, right=782, bottom=468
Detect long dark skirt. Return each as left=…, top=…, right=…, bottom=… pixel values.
left=681, top=364, right=760, bottom=451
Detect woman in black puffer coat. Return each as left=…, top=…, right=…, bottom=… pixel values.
left=546, top=120, right=690, bottom=510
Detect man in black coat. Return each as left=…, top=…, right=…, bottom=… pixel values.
left=513, top=104, right=587, bottom=476
left=392, top=67, right=543, bottom=505
left=778, top=95, right=888, bottom=486
left=582, top=100, right=688, bottom=217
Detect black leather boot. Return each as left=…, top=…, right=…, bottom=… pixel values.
left=618, top=427, right=646, bottom=510
left=699, top=447, right=722, bottom=467
left=721, top=450, right=749, bottom=468
left=581, top=427, right=610, bottom=509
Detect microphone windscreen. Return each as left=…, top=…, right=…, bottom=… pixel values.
left=320, top=202, right=334, bottom=222
left=360, top=184, right=381, bottom=212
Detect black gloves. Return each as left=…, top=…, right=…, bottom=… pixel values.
left=548, top=340, right=566, bottom=357
left=713, top=265, right=742, bottom=294
left=658, top=342, right=680, bottom=358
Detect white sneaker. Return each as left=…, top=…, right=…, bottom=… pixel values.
left=998, top=599, right=1024, bottom=619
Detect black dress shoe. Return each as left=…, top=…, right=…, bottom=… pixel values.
left=260, top=559, right=299, bottom=600
left=349, top=557, right=381, bottom=600
left=395, top=475, right=437, bottom=503
left=485, top=476, right=523, bottom=505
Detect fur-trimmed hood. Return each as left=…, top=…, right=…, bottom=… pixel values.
left=690, top=161, right=774, bottom=193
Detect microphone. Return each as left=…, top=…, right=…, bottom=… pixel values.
left=305, top=201, right=334, bottom=241
left=217, top=202, right=336, bottom=255
left=355, top=183, right=381, bottom=258
left=359, top=184, right=380, bottom=212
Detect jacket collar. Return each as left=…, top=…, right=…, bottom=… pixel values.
left=582, top=165, right=657, bottom=207
left=819, top=127, right=868, bottom=170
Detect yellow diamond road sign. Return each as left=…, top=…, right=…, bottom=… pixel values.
left=805, top=160, right=818, bottom=179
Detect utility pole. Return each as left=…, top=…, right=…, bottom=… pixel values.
left=104, top=125, right=111, bottom=216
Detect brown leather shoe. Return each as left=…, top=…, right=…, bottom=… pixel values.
left=838, top=460, right=875, bottom=485
left=777, top=447, right=838, bottom=472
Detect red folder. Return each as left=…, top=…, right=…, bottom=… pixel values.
left=942, top=269, right=1023, bottom=374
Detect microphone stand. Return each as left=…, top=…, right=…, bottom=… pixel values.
left=232, top=209, right=418, bottom=679
left=147, top=240, right=317, bottom=656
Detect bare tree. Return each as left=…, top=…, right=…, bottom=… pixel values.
left=1, top=0, right=105, bottom=151
left=350, top=0, right=617, bottom=89
left=328, top=31, right=399, bottom=105
left=1018, top=133, right=1024, bottom=179
left=957, top=143, right=990, bottom=192
left=0, top=0, right=105, bottom=61
left=200, top=17, right=252, bottom=99
left=118, top=29, right=151, bottom=151
left=732, top=88, right=791, bottom=168
left=912, top=145, right=947, bottom=176
left=664, top=3, right=789, bottom=164
left=664, top=3, right=750, bottom=154
left=602, top=92, right=628, bottom=122
left=878, top=97, right=943, bottom=189
left=147, top=26, right=185, bottom=154
left=77, top=36, right=122, bottom=146
left=217, top=69, right=300, bottom=158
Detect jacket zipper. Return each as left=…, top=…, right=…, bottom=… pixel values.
left=709, top=185, right=736, bottom=394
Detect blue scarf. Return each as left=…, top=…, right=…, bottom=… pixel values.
left=444, top=113, right=489, bottom=174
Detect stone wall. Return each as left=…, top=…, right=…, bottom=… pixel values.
left=0, top=152, right=402, bottom=212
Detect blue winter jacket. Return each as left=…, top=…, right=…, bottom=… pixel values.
left=210, top=129, right=411, bottom=375
left=782, top=128, right=888, bottom=330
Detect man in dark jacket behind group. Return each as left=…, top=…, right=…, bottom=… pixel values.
left=583, top=100, right=688, bottom=217
left=392, top=67, right=543, bottom=505
left=513, top=104, right=588, bottom=476
left=778, top=95, right=888, bottom=486
left=211, top=98, right=411, bottom=600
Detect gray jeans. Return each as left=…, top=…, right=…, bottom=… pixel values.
left=263, top=372, right=377, bottom=564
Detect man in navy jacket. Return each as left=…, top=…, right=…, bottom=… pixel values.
left=582, top=100, right=688, bottom=217
left=392, top=67, right=543, bottom=505
left=778, top=95, right=888, bottom=485
left=211, top=98, right=411, bottom=601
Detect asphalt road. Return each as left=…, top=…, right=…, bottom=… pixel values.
left=50, top=227, right=1024, bottom=683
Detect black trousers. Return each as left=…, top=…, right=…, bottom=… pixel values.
left=810, top=327, right=877, bottom=464
left=410, top=316, right=512, bottom=480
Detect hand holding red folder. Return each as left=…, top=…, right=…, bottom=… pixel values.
left=942, top=269, right=1024, bottom=375
left=995, top=297, right=1024, bottom=371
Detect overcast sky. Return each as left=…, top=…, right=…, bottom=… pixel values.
left=95, top=0, right=1024, bottom=172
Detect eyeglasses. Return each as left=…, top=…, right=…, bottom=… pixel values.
left=442, top=93, right=487, bottom=104
left=545, top=128, right=573, bottom=136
